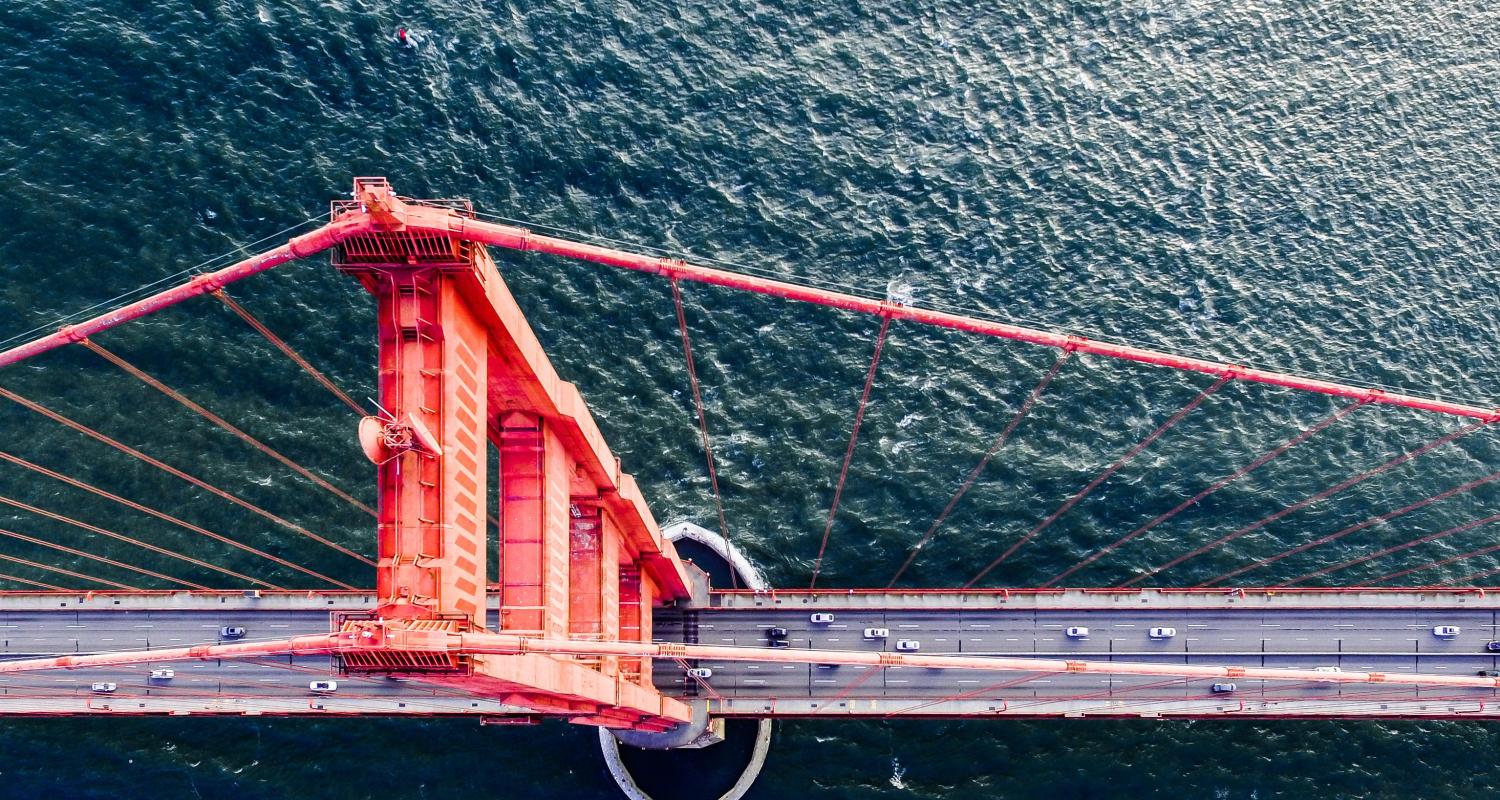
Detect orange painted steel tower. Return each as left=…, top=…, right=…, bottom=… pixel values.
left=334, top=178, right=695, bottom=731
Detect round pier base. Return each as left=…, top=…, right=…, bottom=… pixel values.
left=600, top=522, right=772, bottom=800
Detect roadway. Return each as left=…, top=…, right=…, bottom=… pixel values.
left=1, top=590, right=1499, bottom=719
left=651, top=596, right=1500, bottom=718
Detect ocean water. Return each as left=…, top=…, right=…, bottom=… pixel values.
left=2, top=0, right=1500, bottom=796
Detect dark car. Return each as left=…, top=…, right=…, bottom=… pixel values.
left=769, top=639, right=791, bottom=649
left=1478, top=670, right=1500, bottom=677
left=1487, top=641, right=1500, bottom=652
left=767, top=627, right=789, bottom=639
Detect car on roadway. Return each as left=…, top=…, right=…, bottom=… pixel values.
left=768, top=638, right=791, bottom=649
left=90, top=682, right=117, bottom=694
left=810, top=613, right=836, bottom=624
left=1478, top=670, right=1500, bottom=678
left=864, top=627, right=890, bottom=640
left=308, top=680, right=338, bottom=694
left=767, top=627, right=789, bottom=639
left=220, top=626, right=247, bottom=639
left=686, top=667, right=712, bottom=680
left=1148, top=627, right=1176, bottom=640
left=1065, top=626, right=1089, bottom=638
left=1433, top=625, right=1461, bottom=637
left=1314, top=666, right=1342, bottom=674
left=148, top=668, right=175, bottom=681
left=1211, top=683, right=1236, bottom=693
left=1488, top=641, right=1500, bottom=652
left=895, top=640, right=921, bottom=652
left=816, top=663, right=839, bottom=669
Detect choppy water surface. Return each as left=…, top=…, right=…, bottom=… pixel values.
left=2, top=0, right=1500, bottom=796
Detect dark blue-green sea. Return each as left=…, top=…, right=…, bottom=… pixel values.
left=3, top=0, right=1500, bottom=796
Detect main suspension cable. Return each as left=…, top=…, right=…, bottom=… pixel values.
left=1117, top=418, right=1489, bottom=587
left=0, top=493, right=255, bottom=590
left=1041, top=400, right=1364, bottom=587
left=0, top=449, right=356, bottom=589
left=0, top=525, right=190, bottom=587
left=213, top=290, right=368, bottom=416
left=0, top=386, right=372, bottom=566
left=1283, top=511, right=1500, bottom=587
left=887, top=351, right=1071, bottom=588
left=670, top=279, right=739, bottom=589
left=1199, top=465, right=1500, bottom=587
left=965, top=372, right=1234, bottom=588
left=79, top=339, right=375, bottom=517
left=0, top=551, right=134, bottom=590
left=0, top=216, right=323, bottom=352
left=809, top=315, right=893, bottom=589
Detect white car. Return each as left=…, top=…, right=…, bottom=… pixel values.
left=90, top=682, right=117, bottom=694
left=148, top=668, right=175, bottom=681
left=895, top=640, right=921, bottom=652
left=863, top=627, right=889, bottom=639
left=1314, top=666, right=1342, bottom=674
left=1211, top=682, right=1236, bottom=693
left=1065, top=626, right=1089, bottom=639
left=220, top=626, right=246, bottom=639
left=308, top=680, right=338, bottom=693
left=810, top=613, right=836, bottom=624
left=1433, top=625, right=1461, bottom=637
left=1148, top=627, right=1176, bottom=640
left=685, top=667, right=712, bottom=680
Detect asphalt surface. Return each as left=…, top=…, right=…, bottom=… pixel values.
left=652, top=607, right=1500, bottom=716
left=1, top=598, right=1498, bottom=717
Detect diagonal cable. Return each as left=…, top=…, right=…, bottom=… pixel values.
left=213, top=290, right=367, bottom=416
left=80, top=338, right=375, bottom=517
left=1117, top=418, right=1490, bottom=587
left=0, top=449, right=356, bottom=589
left=887, top=351, right=1070, bottom=588
left=1041, top=400, right=1364, bottom=587
left=809, top=314, right=893, bottom=588
left=965, top=372, right=1234, bottom=588
left=0, top=386, right=372, bottom=566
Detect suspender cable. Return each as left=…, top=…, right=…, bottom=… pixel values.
left=1449, top=562, right=1500, bottom=586
left=0, top=572, right=65, bottom=592
left=213, top=290, right=368, bottom=416
left=0, top=450, right=357, bottom=589
left=1282, top=511, right=1500, bottom=587
left=809, top=315, right=893, bottom=589
left=0, top=526, right=189, bottom=587
left=965, top=373, right=1233, bottom=589
left=669, top=279, right=739, bottom=590
left=0, top=387, right=372, bottom=566
left=0, top=552, right=135, bottom=590
left=1199, top=465, right=1500, bottom=587
left=79, top=339, right=375, bottom=517
left=1117, top=419, right=1489, bottom=587
left=1041, top=400, right=1364, bottom=587
left=887, top=352, right=1070, bottom=588
left=1365, top=532, right=1500, bottom=585
left=0, top=494, right=251, bottom=590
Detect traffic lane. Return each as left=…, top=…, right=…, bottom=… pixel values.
left=691, top=609, right=1500, bottom=657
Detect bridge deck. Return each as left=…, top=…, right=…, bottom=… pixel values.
left=0, top=590, right=1498, bottom=719
left=653, top=589, right=1500, bottom=719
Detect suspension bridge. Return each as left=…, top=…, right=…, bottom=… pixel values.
left=1, top=178, right=1498, bottom=795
